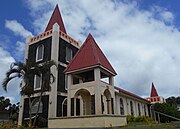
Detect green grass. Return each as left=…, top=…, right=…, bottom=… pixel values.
left=120, top=121, right=180, bottom=129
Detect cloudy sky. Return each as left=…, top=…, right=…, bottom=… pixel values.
left=1, top=0, right=180, bottom=103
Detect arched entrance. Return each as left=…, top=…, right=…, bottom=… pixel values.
left=62, top=98, right=67, bottom=117
left=103, top=89, right=113, bottom=114
left=74, top=89, right=94, bottom=116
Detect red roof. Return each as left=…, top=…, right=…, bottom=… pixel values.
left=45, top=4, right=67, bottom=34
left=64, top=34, right=117, bottom=75
left=151, top=82, right=159, bottom=97
left=114, top=86, right=149, bottom=103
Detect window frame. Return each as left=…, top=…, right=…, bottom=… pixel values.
left=66, top=47, right=72, bottom=63
left=120, top=98, right=124, bottom=115
left=65, top=74, right=67, bottom=90
left=36, top=44, right=44, bottom=62
left=31, top=98, right=43, bottom=114
left=34, top=74, right=42, bottom=91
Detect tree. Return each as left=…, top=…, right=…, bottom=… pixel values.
left=32, top=60, right=56, bottom=127
left=0, top=96, right=11, bottom=111
left=154, top=103, right=180, bottom=122
left=166, top=96, right=177, bottom=108
left=9, top=102, right=20, bottom=123
left=2, top=60, right=41, bottom=126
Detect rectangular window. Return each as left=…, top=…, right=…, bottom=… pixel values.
left=34, top=75, right=42, bottom=90
left=36, top=45, right=44, bottom=62
left=65, top=75, right=67, bottom=90
left=66, top=47, right=72, bottom=62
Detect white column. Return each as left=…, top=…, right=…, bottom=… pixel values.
left=48, top=23, right=59, bottom=118
left=18, top=96, right=24, bottom=126
left=94, top=68, right=102, bottom=115
left=18, top=35, right=31, bottom=126
left=67, top=74, right=72, bottom=116
left=109, top=76, right=114, bottom=86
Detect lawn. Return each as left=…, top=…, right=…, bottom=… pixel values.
left=120, top=121, right=180, bottom=129
left=1, top=121, right=180, bottom=129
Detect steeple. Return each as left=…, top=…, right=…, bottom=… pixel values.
left=45, top=4, right=67, bottom=34
left=150, top=82, right=159, bottom=97
left=64, top=33, right=117, bottom=75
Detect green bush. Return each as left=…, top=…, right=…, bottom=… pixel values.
left=0, top=123, right=33, bottom=129
left=127, top=115, right=135, bottom=122
left=127, top=115, right=152, bottom=123
left=135, top=116, right=152, bottom=122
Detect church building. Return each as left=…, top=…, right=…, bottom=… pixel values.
left=18, top=5, right=150, bottom=128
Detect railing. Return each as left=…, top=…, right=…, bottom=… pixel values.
left=59, top=31, right=80, bottom=47
left=30, top=29, right=80, bottom=47
left=152, top=110, right=180, bottom=123
left=30, top=29, right=52, bottom=42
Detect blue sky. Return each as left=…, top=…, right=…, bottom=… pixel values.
left=1, top=0, right=180, bottom=103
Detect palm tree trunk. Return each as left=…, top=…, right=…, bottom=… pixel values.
left=32, top=83, right=44, bottom=127
left=28, top=96, right=32, bottom=127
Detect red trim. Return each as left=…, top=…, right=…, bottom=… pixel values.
left=114, top=86, right=149, bottom=103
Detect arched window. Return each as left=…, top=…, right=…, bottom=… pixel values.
left=36, top=45, right=44, bottom=62
left=120, top=98, right=124, bottom=115
left=138, top=103, right=141, bottom=116
left=130, top=101, right=134, bottom=116
left=31, top=99, right=43, bottom=114
left=62, top=98, right=67, bottom=117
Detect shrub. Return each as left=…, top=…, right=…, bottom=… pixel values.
left=127, top=115, right=152, bottom=123
left=0, top=123, right=33, bottom=129
left=127, top=115, right=135, bottom=122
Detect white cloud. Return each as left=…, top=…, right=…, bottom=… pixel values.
left=14, top=41, right=25, bottom=60
left=0, top=47, right=20, bottom=104
left=5, top=20, right=33, bottom=38
left=151, top=6, right=174, bottom=24
left=23, top=0, right=180, bottom=98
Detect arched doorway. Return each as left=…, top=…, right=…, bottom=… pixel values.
left=74, top=89, right=94, bottom=116
left=103, top=89, right=113, bottom=114
left=62, top=98, right=67, bottom=117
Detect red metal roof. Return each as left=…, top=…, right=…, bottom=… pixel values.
left=151, top=82, right=159, bottom=97
left=45, top=4, right=67, bottom=34
left=114, top=86, right=149, bottom=103
left=64, top=34, right=117, bottom=75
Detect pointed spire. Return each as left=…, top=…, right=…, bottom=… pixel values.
left=150, top=82, right=159, bottom=97
left=45, top=4, right=67, bottom=33
left=64, top=33, right=117, bottom=75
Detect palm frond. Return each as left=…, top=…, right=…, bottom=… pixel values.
left=2, top=76, right=16, bottom=92
left=6, top=69, right=21, bottom=77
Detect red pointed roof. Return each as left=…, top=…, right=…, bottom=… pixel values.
left=151, top=82, right=159, bottom=97
left=64, top=34, right=117, bottom=75
left=45, top=4, right=67, bottom=33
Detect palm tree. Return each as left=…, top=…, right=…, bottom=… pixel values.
left=2, top=60, right=41, bottom=126
left=32, top=60, right=56, bottom=127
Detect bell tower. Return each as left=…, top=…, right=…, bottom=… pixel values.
left=18, top=4, right=80, bottom=126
